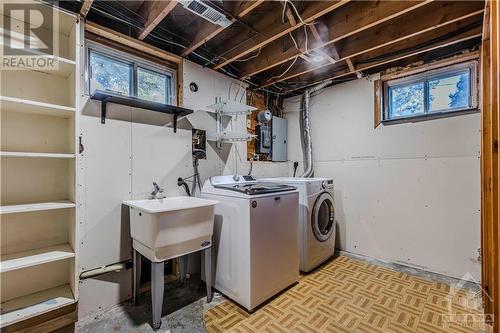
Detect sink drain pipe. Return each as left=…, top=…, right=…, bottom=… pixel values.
left=300, top=80, right=333, bottom=178
left=80, top=260, right=132, bottom=279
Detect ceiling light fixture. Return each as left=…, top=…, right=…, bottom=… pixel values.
left=312, top=55, right=324, bottom=63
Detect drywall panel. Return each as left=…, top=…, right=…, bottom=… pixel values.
left=79, top=113, right=133, bottom=272
left=130, top=123, right=192, bottom=199
left=283, top=78, right=481, bottom=280
left=78, top=269, right=132, bottom=319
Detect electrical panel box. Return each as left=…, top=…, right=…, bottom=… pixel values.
left=272, top=116, right=287, bottom=161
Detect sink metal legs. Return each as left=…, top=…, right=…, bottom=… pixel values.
left=204, top=247, right=213, bottom=302
left=151, top=261, right=164, bottom=330
left=179, top=255, right=188, bottom=284
left=133, top=250, right=142, bottom=305
left=132, top=247, right=213, bottom=331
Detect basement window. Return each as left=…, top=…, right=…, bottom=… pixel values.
left=382, top=61, right=478, bottom=123
left=87, top=43, right=176, bottom=105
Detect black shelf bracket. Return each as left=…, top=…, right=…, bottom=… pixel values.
left=91, top=90, right=193, bottom=132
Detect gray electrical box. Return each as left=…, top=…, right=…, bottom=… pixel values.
left=272, top=116, right=287, bottom=161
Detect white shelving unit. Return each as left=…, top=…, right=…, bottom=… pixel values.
left=206, top=98, right=256, bottom=148
left=0, top=2, right=79, bottom=328
left=207, top=99, right=257, bottom=115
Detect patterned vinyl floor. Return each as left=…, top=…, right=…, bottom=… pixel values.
left=204, top=255, right=485, bottom=333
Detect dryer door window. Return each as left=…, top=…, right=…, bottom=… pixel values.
left=312, top=192, right=335, bottom=242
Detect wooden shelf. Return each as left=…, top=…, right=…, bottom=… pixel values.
left=0, top=152, right=75, bottom=159
left=0, top=244, right=75, bottom=273
left=0, top=96, right=76, bottom=118
left=0, top=201, right=75, bottom=215
left=29, top=55, right=76, bottom=77
left=0, top=284, right=75, bottom=327
left=90, top=90, right=193, bottom=131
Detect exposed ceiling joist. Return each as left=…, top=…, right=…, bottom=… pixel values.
left=279, top=26, right=482, bottom=95
left=79, top=0, right=93, bottom=17
left=258, top=2, right=484, bottom=88
left=238, top=0, right=432, bottom=78
left=181, top=0, right=265, bottom=57
left=138, top=0, right=178, bottom=40
left=85, top=21, right=182, bottom=64
left=213, top=0, right=350, bottom=70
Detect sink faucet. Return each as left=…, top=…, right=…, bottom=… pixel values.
left=150, top=182, right=166, bottom=199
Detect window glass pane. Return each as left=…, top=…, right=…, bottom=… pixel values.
left=137, top=67, right=170, bottom=104
left=428, top=70, right=470, bottom=112
left=389, top=81, right=424, bottom=118
left=89, top=51, right=132, bottom=96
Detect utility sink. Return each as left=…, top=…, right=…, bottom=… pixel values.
left=124, top=197, right=219, bottom=262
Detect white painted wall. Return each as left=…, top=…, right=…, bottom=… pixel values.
left=77, top=58, right=287, bottom=318
left=284, top=78, right=481, bottom=281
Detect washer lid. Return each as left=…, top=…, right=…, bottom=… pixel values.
left=214, top=182, right=296, bottom=195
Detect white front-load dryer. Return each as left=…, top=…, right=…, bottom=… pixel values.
left=260, top=177, right=336, bottom=272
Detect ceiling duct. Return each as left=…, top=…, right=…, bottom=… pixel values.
left=179, top=0, right=232, bottom=28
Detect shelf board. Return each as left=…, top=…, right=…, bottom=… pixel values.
left=30, top=55, right=76, bottom=77
left=91, top=90, right=193, bottom=130
left=0, top=201, right=76, bottom=215
left=0, top=96, right=75, bottom=118
left=0, top=284, right=75, bottom=327
left=0, top=244, right=75, bottom=273
left=207, top=100, right=257, bottom=114
left=0, top=152, right=75, bottom=159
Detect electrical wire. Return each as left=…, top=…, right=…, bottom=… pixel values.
left=89, top=1, right=289, bottom=96
left=284, top=0, right=316, bottom=26
left=235, top=47, right=262, bottom=62
left=266, top=56, right=299, bottom=82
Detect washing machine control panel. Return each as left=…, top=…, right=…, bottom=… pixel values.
left=321, top=179, right=334, bottom=190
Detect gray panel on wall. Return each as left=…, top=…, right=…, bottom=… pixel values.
left=272, top=116, right=287, bottom=162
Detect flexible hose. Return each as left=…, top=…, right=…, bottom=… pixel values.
left=300, top=80, right=333, bottom=178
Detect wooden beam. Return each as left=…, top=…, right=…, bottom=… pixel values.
left=238, top=0, right=431, bottom=78
left=85, top=21, right=182, bottom=64
left=285, top=6, right=297, bottom=27
left=234, top=0, right=265, bottom=18
left=79, top=0, right=93, bottom=17
left=137, top=0, right=178, bottom=40
left=213, top=0, right=350, bottom=70
left=260, top=21, right=482, bottom=89
left=345, top=58, right=355, bottom=72
left=481, top=1, right=500, bottom=332
left=181, top=0, right=264, bottom=57
left=282, top=31, right=481, bottom=95
left=258, top=4, right=484, bottom=87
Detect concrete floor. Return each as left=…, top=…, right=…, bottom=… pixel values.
left=76, top=251, right=482, bottom=333
left=76, top=275, right=225, bottom=333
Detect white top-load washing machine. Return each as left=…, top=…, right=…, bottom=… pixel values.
left=260, top=177, right=336, bottom=272
left=201, top=175, right=299, bottom=311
